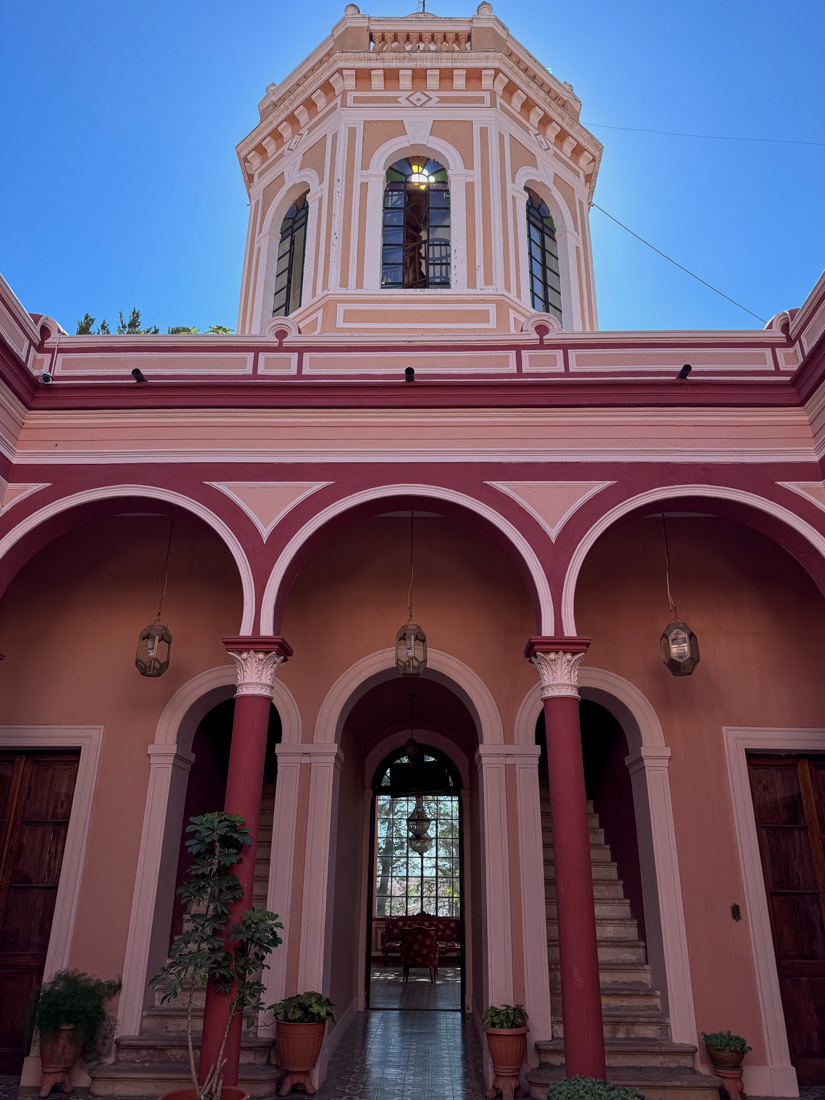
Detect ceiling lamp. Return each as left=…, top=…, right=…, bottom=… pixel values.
left=136, top=520, right=174, bottom=678
left=659, top=516, right=700, bottom=676
left=396, top=511, right=427, bottom=676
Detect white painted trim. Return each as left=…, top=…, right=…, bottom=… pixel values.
left=204, top=481, right=332, bottom=541
left=722, top=726, right=825, bottom=1098
left=562, top=484, right=825, bottom=635
left=260, top=484, right=553, bottom=635
left=514, top=669, right=698, bottom=1049
left=0, top=725, right=102, bottom=976
left=476, top=746, right=513, bottom=1006
left=363, top=727, right=471, bottom=788
left=0, top=485, right=256, bottom=635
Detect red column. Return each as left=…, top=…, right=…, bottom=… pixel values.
left=199, top=636, right=292, bottom=1088
left=525, top=637, right=606, bottom=1080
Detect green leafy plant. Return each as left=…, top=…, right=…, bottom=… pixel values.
left=270, top=992, right=336, bottom=1024
left=481, top=1003, right=527, bottom=1029
left=151, top=812, right=283, bottom=1100
left=27, top=969, right=121, bottom=1064
left=545, top=1078, right=645, bottom=1100
left=702, top=1031, right=752, bottom=1053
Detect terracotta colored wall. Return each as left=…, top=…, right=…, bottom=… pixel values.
left=0, top=515, right=242, bottom=983
left=576, top=515, right=825, bottom=1063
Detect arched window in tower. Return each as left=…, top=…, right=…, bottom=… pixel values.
left=525, top=187, right=562, bottom=323
left=272, top=192, right=309, bottom=317
left=382, top=158, right=451, bottom=289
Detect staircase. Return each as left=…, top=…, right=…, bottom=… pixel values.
left=91, top=781, right=279, bottom=1098
left=526, top=790, right=717, bottom=1100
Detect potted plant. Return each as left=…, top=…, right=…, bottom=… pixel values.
left=27, top=969, right=121, bottom=1098
left=481, top=1003, right=528, bottom=1100
left=701, top=1031, right=752, bottom=1069
left=269, top=992, right=336, bottom=1097
left=546, top=1078, right=645, bottom=1100
left=151, top=812, right=284, bottom=1100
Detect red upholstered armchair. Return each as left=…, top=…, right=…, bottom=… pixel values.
left=400, top=925, right=439, bottom=982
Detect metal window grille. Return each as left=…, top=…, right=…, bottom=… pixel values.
left=273, top=193, right=309, bottom=317
left=374, top=793, right=460, bottom=917
left=526, top=187, right=562, bottom=323
left=382, top=158, right=451, bottom=290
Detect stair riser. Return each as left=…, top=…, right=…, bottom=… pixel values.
left=545, top=863, right=619, bottom=881
left=538, top=1050, right=699, bottom=1069
left=548, top=943, right=648, bottom=964
left=89, top=1071, right=279, bottom=1099
left=550, top=989, right=661, bottom=1010
left=115, top=1043, right=271, bottom=1066
left=546, top=920, right=640, bottom=941
left=545, top=880, right=626, bottom=900
left=553, top=1021, right=671, bottom=1041
left=547, top=901, right=631, bottom=920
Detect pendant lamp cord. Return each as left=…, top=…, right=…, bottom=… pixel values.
left=407, top=510, right=415, bottom=623
left=155, top=518, right=174, bottom=621
left=662, top=515, right=677, bottom=618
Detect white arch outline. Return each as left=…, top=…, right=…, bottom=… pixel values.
left=313, top=646, right=504, bottom=744
left=562, top=484, right=825, bottom=635
left=254, top=172, right=322, bottom=335
left=368, top=135, right=468, bottom=176
left=261, top=483, right=553, bottom=635
left=514, top=667, right=698, bottom=1050
left=0, top=484, right=256, bottom=634
left=118, top=664, right=302, bottom=1035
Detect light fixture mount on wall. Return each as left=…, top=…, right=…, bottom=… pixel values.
left=136, top=519, right=174, bottom=678
left=395, top=511, right=427, bottom=676
left=659, top=515, right=699, bottom=676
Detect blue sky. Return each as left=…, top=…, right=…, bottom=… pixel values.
left=2, top=0, right=823, bottom=334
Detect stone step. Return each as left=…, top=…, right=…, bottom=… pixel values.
left=542, top=839, right=613, bottom=862
left=142, top=1004, right=257, bottom=1033
left=548, top=938, right=648, bottom=965
left=544, top=860, right=620, bottom=881
left=89, top=1061, right=279, bottom=1099
left=544, top=878, right=626, bottom=900
left=546, top=898, right=632, bottom=921
left=527, top=1063, right=718, bottom=1100
left=153, top=985, right=207, bottom=1010
left=114, top=1031, right=271, bottom=1066
left=546, top=918, right=640, bottom=942
left=551, top=980, right=661, bottom=1011
left=535, top=1038, right=700, bottom=1070
left=552, top=1006, right=671, bottom=1041
left=550, top=960, right=653, bottom=986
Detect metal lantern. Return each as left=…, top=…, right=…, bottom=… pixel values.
left=395, top=620, right=427, bottom=677
left=660, top=618, right=699, bottom=677
left=136, top=619, right=173, bottom=678
left=407, top=795, right=433, bottom=856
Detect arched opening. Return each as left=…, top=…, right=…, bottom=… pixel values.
left=382, top=157, right=451, bottom=289
left=571, top=506, right=825, bottom=1079
left=525, top=187, right=562, bottom=323
left=273, top=191, right=309, bottom=317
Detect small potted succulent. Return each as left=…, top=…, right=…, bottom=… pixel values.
left=269, top=992, right=336, bottom=1097
left=151, top=812, right=283, bottom=1100
left=702, top=1030, right=752, bottom=1069
left=546, top=1078, right=645, bottom=1100
left=481, top=1003, right=528, bottom=1100
left=27, top=969, right=121, bottom=1098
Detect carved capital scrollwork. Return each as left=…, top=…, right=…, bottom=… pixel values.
left=222, top=635, right=293, bottom=699
left=530, top=649, right=585, bottom=700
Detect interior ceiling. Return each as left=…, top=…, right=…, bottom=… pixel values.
left=344, top=675, right=477, bottom=760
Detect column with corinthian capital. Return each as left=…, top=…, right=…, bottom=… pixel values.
left=199, top=636, right=293, bottom=1088
left=524, top=637, right=605, bottom=1080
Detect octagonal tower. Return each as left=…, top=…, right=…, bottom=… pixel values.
left=236, top=3, right=602, bottom=337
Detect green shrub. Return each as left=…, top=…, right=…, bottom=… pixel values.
left=702, top=1031, right=752, bottom=1053
left=270, top=992, right=336, bottom=1024
left=481, top=1003, right=527, bottom=1029
left=28, top=970, right=121, bottom=1064
left=545, top=1077, right=645, bottom=1100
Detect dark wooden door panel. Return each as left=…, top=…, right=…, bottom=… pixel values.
left=749, top=755, right=825, bottom=1085
left=0, top=751, right=79, bottom=1075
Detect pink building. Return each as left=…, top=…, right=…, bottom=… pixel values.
left=1, top=4, right=824, bottom=1096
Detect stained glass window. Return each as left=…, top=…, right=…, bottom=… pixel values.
left=273, top=192, right=309, bottom=317
left=525, top=187, right=562, bottom=322
left=382, top=158, right=451, bottom=289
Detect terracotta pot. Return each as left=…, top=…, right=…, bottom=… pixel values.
left=39, top=1024, right=84, bottom=1097
left=484, top=1026, right=528, bottom=1074
left=276, top=1020, right=326, bottom=1072
left=159, top=1088, right=248, bottom=1100
left=706, top=1045, right=746, bottom=1070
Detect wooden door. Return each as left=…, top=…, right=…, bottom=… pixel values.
left=0, top=751, right=80, bottom=1074
left=748, top=755, right=825, bottom=1085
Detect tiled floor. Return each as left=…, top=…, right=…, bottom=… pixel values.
left=314, top=1007, right=488, bottom=1100
left=369, top=964, right=462, bottom=1011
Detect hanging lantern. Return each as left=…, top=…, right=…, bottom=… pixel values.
left=396, top=620, right=427, bottom=677
left=136, top=519, right=174, bottom=678
left=660, top=618, right=699, bottom=677
left=407, top=794, right=433, bottom=855
left=136, top=618, right=173, bottom=678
